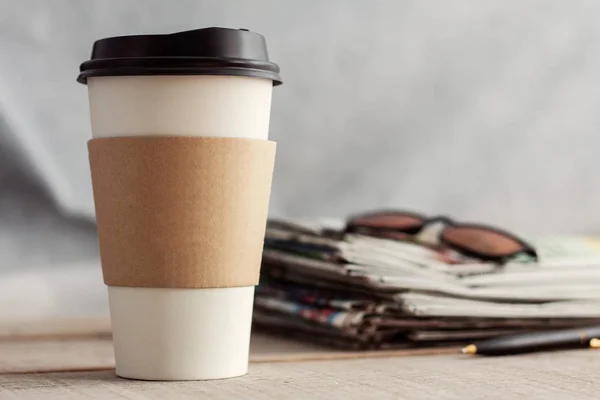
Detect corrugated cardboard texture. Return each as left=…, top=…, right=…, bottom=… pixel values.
left=88, top=136, right=276, bottom=288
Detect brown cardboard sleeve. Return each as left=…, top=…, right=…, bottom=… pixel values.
left=87, top=136, right=276, bottom=288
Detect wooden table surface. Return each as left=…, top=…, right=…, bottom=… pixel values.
left=1, top=318, right=598, bottom=399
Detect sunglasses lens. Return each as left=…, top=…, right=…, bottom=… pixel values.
left=348, top=213, right=424, bottom=230
left=442, top=227, right=526, bottom=257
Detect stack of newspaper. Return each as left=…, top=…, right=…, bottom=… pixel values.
left=253, top=218, right=600, bottom=349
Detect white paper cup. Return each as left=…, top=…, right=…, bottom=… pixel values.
left=87, top=74, right=273, bottom=380
left=81, top=28, right=281, bottom=380
left=87, top=74, right=274, bottom=380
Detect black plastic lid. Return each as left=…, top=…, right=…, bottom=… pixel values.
left=77, top=27, right=281, bottom=85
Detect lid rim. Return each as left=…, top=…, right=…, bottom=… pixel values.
left=77, top=66, right=282, bottom=85
left=80, top=56, right=279, bottom=73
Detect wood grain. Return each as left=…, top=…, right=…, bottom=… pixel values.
left=0, top=317, right=457, bottom=374
left=0, top=317, right=111, bottom=342
left=0, top=334, right=458, bottom=374
left=2, top=351, right=599, bottom=400
left=1, top=317, right=597, bottom=398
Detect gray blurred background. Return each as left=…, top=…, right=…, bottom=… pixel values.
left=1, top=0, right=599, bottom=317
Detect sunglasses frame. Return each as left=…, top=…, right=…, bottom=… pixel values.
left=345, top=210, right=538, bottom=263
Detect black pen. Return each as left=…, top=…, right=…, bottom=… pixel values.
left=462, top=325, right=600, bottom=356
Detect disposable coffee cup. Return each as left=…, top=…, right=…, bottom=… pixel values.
left=78, top=28, right=282, bottom=381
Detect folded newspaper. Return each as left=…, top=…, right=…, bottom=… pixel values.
left=253, top=217, right=600, bottom=349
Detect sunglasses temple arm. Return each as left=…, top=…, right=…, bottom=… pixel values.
left=527, top=247, right=539, bottom=259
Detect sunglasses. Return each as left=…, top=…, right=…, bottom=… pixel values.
left=344, top=210, right=538, bottom=263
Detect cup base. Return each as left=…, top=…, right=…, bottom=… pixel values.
left=115, top=368, right=248, bottom=382
left=108, top=285, right=255, bottom=381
